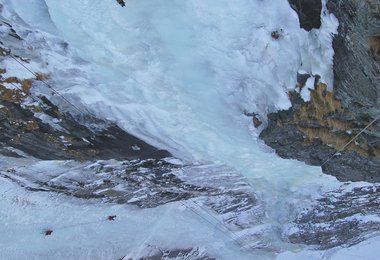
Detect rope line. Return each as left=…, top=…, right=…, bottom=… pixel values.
left=179, top=201, right=249, bottom=251
left=8, top=81, right=44, bottom=106
left=57, top=219, right=110, bottom=230
left=188, top=198, right=258, bottom=252
left=321, top=114, right=380, bottom=167
left=7, top=51, right=98, bottom=120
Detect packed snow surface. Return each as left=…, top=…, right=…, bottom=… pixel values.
left=2, top=0, right=379, bottom=259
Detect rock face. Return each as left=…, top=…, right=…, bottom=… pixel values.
left=260, top=84, right=380, bottom=182
left=0, top=83, right=170, bottom=161
left=288, top=0, right=322, bottom=31
left=137, top=247, right=215, bottom=260
left=1, top=157, right=266, bottom=252
left=287, top=183, right=380, bottom=249
left=327, top=0, right=380, bottom=112
left=260, top=0, right=380, bottom=182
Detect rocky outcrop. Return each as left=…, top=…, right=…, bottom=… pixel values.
left=261, top=0, right=380, bottom=182
left=327, top=0, right=380, bottom=112
left=288, top=0, right=322, bottom=31
left=137, top=247, right=215, bottom=260
left=260, top=84, right=380, bottom=182
left=287, top=183, right=380, bottom=249
left=1, top=157, right=266, bottom=251
left=0, top=76, right=170, bottom=161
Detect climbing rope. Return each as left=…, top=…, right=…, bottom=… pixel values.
left=8, top=81, right=45, bottom=107
left=321, top=114, right=380, bottom=167
left=179, top=200, right=256, bottom=252
left=188, top=198, right=258, bottom=251
left=7, top=50, right=100, bottom=121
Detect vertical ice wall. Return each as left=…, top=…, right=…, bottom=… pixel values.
left=38, top=0, right=336, bottom=159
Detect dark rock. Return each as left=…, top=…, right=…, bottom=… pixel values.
left=288, top=0, right=322, bottom=31
left=260, top=87, right=380, bottom=182
left=8, top=31, right=22, bottom=40
left=244, top=111, right=263, bottom=128
left=297, top=73, right=311, bottom=87
left=252, top=114, right=262, bottom=128
left=1, top=158, right=263, bottom=250
left=288, top=184, right=380, bottom=249
left=260, top=0, right=380, bottom=182
left=0, top=147, right=23, bottom=158
left=39, top=95, right=61, bottom=118
left=0, top=97, right=170, bottom=161
left=327, top=0, right=380, bottom=114
left=138, top=247, right=215, bottom=260
left=322, top=152, right=380, bottom=182
left=22, top=158, right=256, bottom=210
left=261, top=115, right=380, bottom=182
